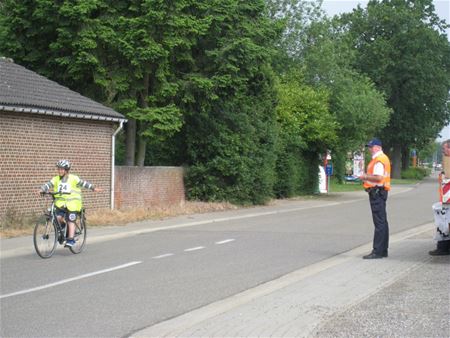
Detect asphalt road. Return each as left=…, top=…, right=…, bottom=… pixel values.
left=0, top=177, right=437, bottom=337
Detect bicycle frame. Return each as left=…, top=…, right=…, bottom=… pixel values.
left=46, top=196, right=68, bottom=245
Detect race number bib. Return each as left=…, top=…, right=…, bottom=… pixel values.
left=58, top=183, right=71, bottom=193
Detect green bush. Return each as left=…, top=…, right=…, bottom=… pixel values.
left=184, top=88, right=278, bottom=205
left=274, top=149, right=319, bottom=198
left=272, top=71, right=335, bottom=199
left=401, top=167, right=431, bottom=180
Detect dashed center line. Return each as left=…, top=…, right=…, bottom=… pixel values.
left=215, top=239, right=235, bottom=245
left=152, top=239, right=236, bottom=259
left=184, top=246, right=205, bottom=252
left=152, top=253, right=174, bottom=259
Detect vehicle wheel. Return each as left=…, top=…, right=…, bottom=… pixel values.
left=33, top=218, right=57, bottom=259
left=69, top=214, right=86, bottom=254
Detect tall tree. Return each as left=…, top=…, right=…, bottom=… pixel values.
left=301, top=19, right=392, bottom=179
left=340, top=0, right=450, bottom=177
left=263, top=2, right=391, bottom=180
left=106, top=0, right=214, bottom=165
left=0, top=0, right=202, bottom=165
left=182, top=0, right=280, bottom=204
left=265, top=0, right=323, bottom=70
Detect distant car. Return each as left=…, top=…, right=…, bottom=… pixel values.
left=344, top=175, right=361, bottom=183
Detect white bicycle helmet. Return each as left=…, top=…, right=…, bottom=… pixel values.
left=56, top=159, right=71, bottom=170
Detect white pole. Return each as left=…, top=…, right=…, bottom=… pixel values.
left=111, top=120, right=124, bottom=210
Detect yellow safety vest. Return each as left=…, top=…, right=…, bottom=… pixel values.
left=51, top=174, right=83, bottom=211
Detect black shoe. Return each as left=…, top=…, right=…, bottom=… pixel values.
left=429, top=249, right=450, bottom=256
left=382, top=251, right=388, bottom=257
left=363, top=252, right=384, bottom=259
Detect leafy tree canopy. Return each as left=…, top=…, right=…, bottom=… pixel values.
left=339, top=0, right=450, bottom=176
left=299, top=18, right=391, bottom=179
left=276, top=71, right=337, bottom=153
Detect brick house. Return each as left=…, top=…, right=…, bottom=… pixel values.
left=0, top=57, right=126, bottom=222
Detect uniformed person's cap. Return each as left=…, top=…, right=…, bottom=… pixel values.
left=366, top=138, right=382, bottom=147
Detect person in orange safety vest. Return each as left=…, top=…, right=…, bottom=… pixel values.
left=359, top=138, right=391, bottom=259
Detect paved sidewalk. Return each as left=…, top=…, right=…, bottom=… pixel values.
left=312, top=252, right=450, bottom=337
left=132, top=225, right=449, bottom=338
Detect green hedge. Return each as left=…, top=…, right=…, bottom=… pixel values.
left=274, top=149, right=319, bottom=198
left=400, top=167, right=431, bottom=180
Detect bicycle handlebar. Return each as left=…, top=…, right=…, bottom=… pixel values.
left=40, top=191, right=71, bottom=197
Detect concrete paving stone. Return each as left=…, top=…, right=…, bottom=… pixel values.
left=311, top=256, right=450, bottom=338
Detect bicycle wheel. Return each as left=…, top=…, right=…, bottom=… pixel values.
left=69, top=213, right=86, bottom=254
left=33, top=218, right=57, bottom=258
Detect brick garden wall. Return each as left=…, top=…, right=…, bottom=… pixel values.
left=114, top=166, right=185, bottom=209
left=0, top=111, right=113, bottom=221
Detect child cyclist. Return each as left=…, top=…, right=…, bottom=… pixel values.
left=39, top=160, right=103, bottom=247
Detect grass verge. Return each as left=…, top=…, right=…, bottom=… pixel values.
left=329, top=179, right=364, bottom=192
left=329, top=177, right=421, bottom=193
left=391, top=178, right=420, bottom=185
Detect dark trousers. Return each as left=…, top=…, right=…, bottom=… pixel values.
left=368, top=188, right=389, bottom=255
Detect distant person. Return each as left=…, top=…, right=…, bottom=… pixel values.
left=359, top=138, right=391, bottom=259
left=39, top=160, right=103, bottom=247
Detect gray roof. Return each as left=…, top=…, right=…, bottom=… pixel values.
left=0, top=58, right=125, bottom=122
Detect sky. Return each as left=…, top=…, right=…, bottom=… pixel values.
left=322, top=0, right=450, bottom=25
left=321, top=0, right=450, bottom=141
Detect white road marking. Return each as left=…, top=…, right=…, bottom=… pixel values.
left=0, top=261, right=142, bottom=299
left=152, top=253, right=174, bottom=259
left=215, top=239, right=235, bottom=245
left=184, top=246, right=205, bottom=252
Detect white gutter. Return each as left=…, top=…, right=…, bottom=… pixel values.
left=0, top=105, right=125, bottom=122
left=111, top=120, right=126, bottom=210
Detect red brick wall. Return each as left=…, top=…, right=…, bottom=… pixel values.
left=0, top=111, right=113, bottom=220
left=114, top=166, right=185, bottom=209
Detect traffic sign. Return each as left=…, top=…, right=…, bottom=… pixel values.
left=326, top=163, right=333, bottom=176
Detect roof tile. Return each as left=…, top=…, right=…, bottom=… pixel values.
left=0, top=58, right=125, bottom=120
